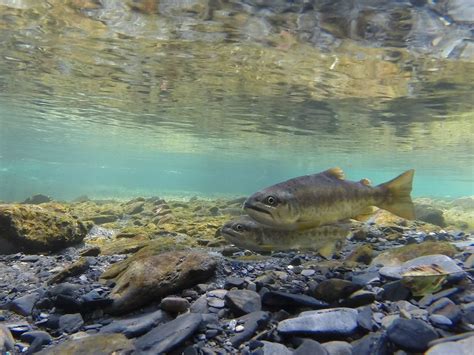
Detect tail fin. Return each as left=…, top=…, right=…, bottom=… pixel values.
left=377, top=169, right=415, bottom=220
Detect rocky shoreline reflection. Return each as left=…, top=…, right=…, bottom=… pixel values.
left=0, top=195, right=473, bottom=354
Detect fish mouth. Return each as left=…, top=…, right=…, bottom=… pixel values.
left=243, top=202, right=272, bottom=216
left=221, top=227, right=239, bottom=239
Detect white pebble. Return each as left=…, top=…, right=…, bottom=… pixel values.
left=235, top=325, right=245, bottom=332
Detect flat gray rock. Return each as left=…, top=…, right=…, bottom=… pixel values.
left=427, top=335, right=474, bottom=355
left=277, top=308, right=358, bottom=336
left=135, top=313, right=202, bottom=354
left=101, top=309, right=171, bottom=338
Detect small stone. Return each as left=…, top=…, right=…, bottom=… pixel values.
left=322, top=340, right=352, bottom=355
left=428, top=297, right=461, bottom=324
left=381, top=315, right=400, bottom=329
left=429, top=314, right=453, bottom=328
left=207, top=298, right=226, bottom=309
left=225, top=290, right=261, bottom=315
left=59, top=313, right=84, bottom=334
left=387, top=318, right=438, bottom=352
left=160, top=297, right=190, bottom=314
left=277, top=308, right=358, bottom=336
left=301, top=269, right=315, bottom=277
left=235, top=325, right=245, bottom=332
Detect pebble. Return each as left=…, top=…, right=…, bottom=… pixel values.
left=428, top=297, right=462, bottom=324
left=322, top=340, right=353, bottom=355
left=160, top=297, right=190, bottom=313
left=386, top=318, right=438, bottom=352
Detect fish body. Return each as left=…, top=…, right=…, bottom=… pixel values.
left=244, top=168, right=414, bottom=230
left=221, top=216, right=350, bottom=256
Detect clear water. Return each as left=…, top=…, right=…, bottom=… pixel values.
left=0, top=1, right=473, bottom=202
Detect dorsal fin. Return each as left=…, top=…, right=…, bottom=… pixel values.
left=323, top=167, right=345, bottom=180
left=360, top=178, right=371, bottom=186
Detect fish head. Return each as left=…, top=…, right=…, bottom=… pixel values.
left=243, top=189, right=299, bottom=229
left=220, top=217, right=267, bottom=251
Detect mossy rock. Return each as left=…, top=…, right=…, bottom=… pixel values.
left=371, top=242, right=458, bottom=267
left=0, top=204, right=87, bottom=254
left=101, top=249, right=218, bottom=314
left=37, top=333, right=133, bottom=355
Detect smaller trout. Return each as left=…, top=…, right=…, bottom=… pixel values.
left=221, top=216, right=350, bottom=257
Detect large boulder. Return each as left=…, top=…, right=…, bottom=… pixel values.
left=0, top=204, right=87, bottom=254
left=101, top=247, right=218, bottom=314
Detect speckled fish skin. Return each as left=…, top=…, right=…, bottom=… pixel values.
left=221, top=216, right=350, bottom=253
left=243, top=168, right=415, bottom=230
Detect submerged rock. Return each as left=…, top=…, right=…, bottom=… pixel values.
left=0, top=204, right=87, bottom=254
left=135, top=313, right=203, bottom=354
left=277, top=308, right=358, bottom=336
left=371, top=242, right=458, bottom=266
left=101, top=249, right=217, bottom=314
left=36, top=333, right=134, bottom=355
left=386, top=318, right=438, bottom=352
left=415, top=204, right=446, bottom=227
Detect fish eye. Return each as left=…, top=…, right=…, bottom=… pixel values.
left=265, top=196, right=277, bottom=206
left=235, top=224, right=244, bottom=232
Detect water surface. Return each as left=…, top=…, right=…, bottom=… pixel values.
left=0, top=1, right=473, bottom=201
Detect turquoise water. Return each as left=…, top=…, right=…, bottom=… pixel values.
left=0, top=1, right=473, bottom=201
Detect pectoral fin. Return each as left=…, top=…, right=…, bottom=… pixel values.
left=353, top=206, right=377, bottom=222
left=319, top=241, right=338, bottom=259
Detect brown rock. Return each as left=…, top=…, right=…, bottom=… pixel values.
left=101, top=248, right=217, bottom=314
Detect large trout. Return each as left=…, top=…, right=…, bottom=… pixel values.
left=243, top=168, right=414, bottom=230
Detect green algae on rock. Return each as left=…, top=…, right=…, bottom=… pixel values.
left=0, top=204, right=87, bottom=254
left=101, top=249, right=218, bottom=314
left=36, top=333, right=134, bottom=355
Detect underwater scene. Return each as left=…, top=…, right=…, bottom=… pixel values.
left=0, top=1, right=473, bottom=354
